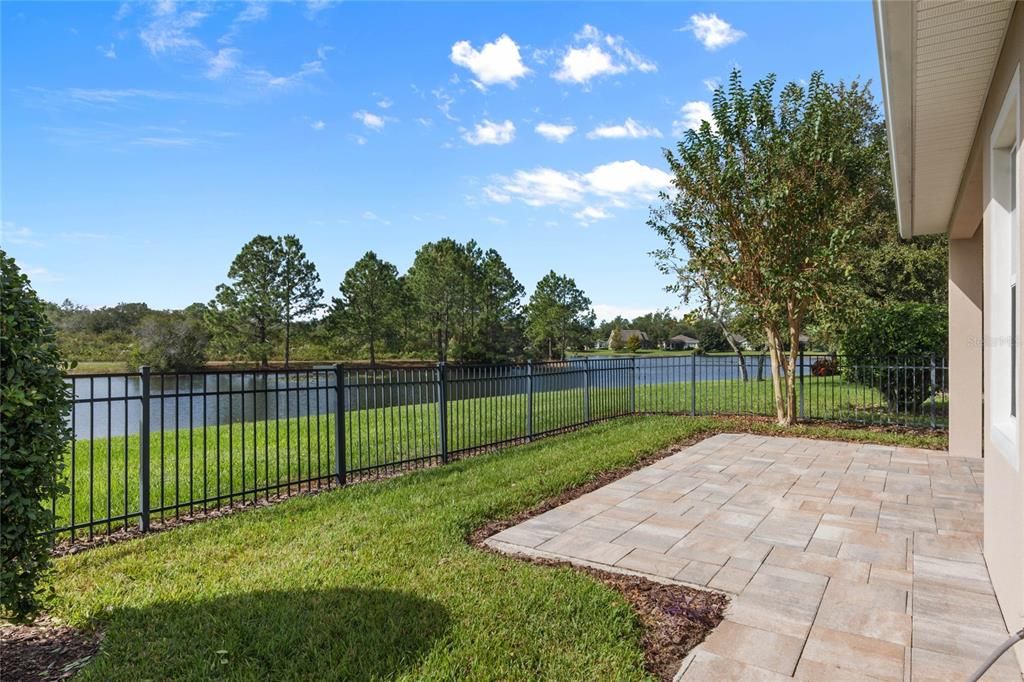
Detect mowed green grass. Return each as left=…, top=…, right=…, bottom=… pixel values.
left=45, top=416, right=944, bottom=681
left=57, top=376, right=946, bottom=535
left=50, top=417, right=720, bottom=681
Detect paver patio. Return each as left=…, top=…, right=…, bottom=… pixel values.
left=485, top=433, right=1023, bottom=681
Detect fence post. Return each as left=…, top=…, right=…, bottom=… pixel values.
left=690, top=352, right=697, bottom=416
left=526, top=361, right=534, bottom=441
left=437, top=362, right=449, bottom=464
left=583, top=358, right=591, bottom=422
left=138, top=365, right=151, bottom=533
left=929, top=355, right=937, bottom=429
left=334, top=364, right=346, bottom=485
left=630, top=357, right=637, bottom=414
left=798, top=350, right=805, bottom=421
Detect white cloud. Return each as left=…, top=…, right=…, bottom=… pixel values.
left=553, top=25, right=655, bottom=86
left=305, top=0, right=333, bottom=17
left=311, top=120, right=325, bottom=131
left=206, top=48, right=240, bottom=79
left=703, top=77, right=721, bottom=93
left=351, top=134, right=367, bottom=145
left=132, top=136, right=198, bottom=146
left=450, top=34, right=530, bottom=89
left=573, top=206, right=611, bottom=224
left=673, top=101, right=714, bottom=136
left=486, top=216, right=508, bottom=225
left=246, top=57, right=324, bottom=89
left=64, top=88, right=183, bottom=104
left=377, top=97, right=393, bottom=109
left=462, top=119, right=516, bottom=146
left=1, top=222, right=43, bottom=247
left=487, top=168, right=585, bottom=206
left=99, top=43, right=117, bottom=59
left=586, top=118, right=662, bottom=140
left=361, top=210, right=390, bottom=225
left=483, top=159, right=670, bottom=210
left=219, top=2, right=269, bottom=44
left=432, top=88, right=457, bottom=121
left=535, top=122, right=575, bottom=143
left=682, top=13, right=746, bottom=51
left=354, top=110, right=386, bottom=130
left=139, top=3, right=207, bottom=55
left=416, top=117, right=433, bottom=127
left=584, top=160, right=672, bottom=199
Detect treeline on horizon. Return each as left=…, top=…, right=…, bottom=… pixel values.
left=46, top=235, right=603, bottom=371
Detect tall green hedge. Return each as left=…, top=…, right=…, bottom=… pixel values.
left=839, top=302, right=948, bottom=412
left=1, top=251, right=71, bottom=621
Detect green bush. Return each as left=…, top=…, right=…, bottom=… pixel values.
left=839, top=302, right=948, bottom=411
left=133, top=314, right=209, bottom=372
left=1, top=252, right=71, bottom=621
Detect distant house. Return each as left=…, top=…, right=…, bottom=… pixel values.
left=592, top=339, right=609, bottom=350
left=725, top=333, right=753, bottom=351
left=665, top=334, right=699, bottom=350
left=609, top=329, right=650, bottom=348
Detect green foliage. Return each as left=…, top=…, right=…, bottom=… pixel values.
left=526, top=271, right=595, bottom=360
left=405, top=238, right=526, bottom=363
left=1, top=251, right=71, bottom=621
left=650, top=68, right=887, bottom=423
left=839, top=302, right=948, bottom=410
left=690, top=318, right=729, bottom=352
left=624, top=334, right=642, bottom=353
left=208, top=235, right=323, bottom=367
left=329, top=251, right=405, bottom=365
left=132, top=313, right=209, bottom=372
left=608, top=325, right=625, bottom=351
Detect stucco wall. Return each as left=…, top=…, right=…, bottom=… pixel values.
left=970, top=3, right=1024, bottom=669
left=948, top=229, right=984, bottom=459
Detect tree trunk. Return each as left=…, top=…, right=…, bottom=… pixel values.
left=369, top=336, right=376, bottom=367
left=784, top=304, right=804, bottom=426
left=764, top=326, right=789, bottom=425
left=284, top=314, right=291, bottom=368
left=719, top=321, right=748, bottom=381
left=756, top=353, right=765, bottom=382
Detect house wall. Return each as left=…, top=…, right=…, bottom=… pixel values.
left=948, top=228, right=984, bottom=459
left=968, top=4, right=1024, bottom=668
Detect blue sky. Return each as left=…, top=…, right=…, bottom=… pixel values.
left=1, top=1, right=882, bottom=321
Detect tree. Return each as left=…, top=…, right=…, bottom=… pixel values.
left=1, top=252, right=71, bottom=621
left=525, top=271, right=595, bottom=360
left=405, top=238, right=478, bottom=363
left=208, top=236, right=284, bottom=367
left=208, top=235, right=323, bottom=367
left=330, top=251, right=404, bottom=365
left=655, top=257, right=750, bottom=379
left=277, top=235, right=323, bottom=367
left=625, top=333, right=642, bottom=353
left=133, top=313, right=209, bottom=372
left=650, top=69, right=885, bottom=424
left=465, top=248, right=526, bottom=362
left=609, top=324, right=625, bottom=351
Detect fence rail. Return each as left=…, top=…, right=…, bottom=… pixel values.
left=54, top=353, right=948, bottom=542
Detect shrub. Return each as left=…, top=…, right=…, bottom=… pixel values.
left=624, top=334, right=642, bottom=353
left=839, top=302, right=948, bottom=411
left=133, top=315, right=209, bottom=372
left=1, top=251, right=71, bottom=621
left=810, top=356, right=839, bottom=377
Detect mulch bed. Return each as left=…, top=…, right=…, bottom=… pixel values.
left=0, top=618, right=101, bottom=682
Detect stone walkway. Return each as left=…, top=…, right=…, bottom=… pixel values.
left=485, top=433, right=1022, bottom=681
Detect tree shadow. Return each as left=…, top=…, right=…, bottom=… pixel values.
left=100, top=587, right=450, bottom=680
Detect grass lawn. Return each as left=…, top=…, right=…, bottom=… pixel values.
left=58, top=376, right=947, bottom=537
left=44, top=415, right=944, bottom=681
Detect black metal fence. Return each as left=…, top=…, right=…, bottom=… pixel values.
left=55, top=354, right=947, bottom=542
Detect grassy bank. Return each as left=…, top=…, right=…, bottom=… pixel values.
left=57, top=376, right=946, bottom=535
left=46, top=416, right=943, bottom=680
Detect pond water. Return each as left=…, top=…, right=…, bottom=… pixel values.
left=65, top=355, right=811, bottom=440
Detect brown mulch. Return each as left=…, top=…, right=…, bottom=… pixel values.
left=0, top=618, right=101, bottom=682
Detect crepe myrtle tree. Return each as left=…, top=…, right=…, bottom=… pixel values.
left=650, top=69, right=886, bottom=425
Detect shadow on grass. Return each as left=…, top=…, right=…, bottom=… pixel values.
left=95, top=587, right=450, bottom=680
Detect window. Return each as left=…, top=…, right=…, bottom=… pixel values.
left=989, top=67, right=1020, bottom=465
